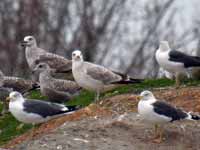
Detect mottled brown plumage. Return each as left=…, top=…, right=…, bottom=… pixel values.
left=22, top=36, right=72, bottom=72
left=0, top=70, right=39, bottom=93
left=34, top=63, right=81, bottom=103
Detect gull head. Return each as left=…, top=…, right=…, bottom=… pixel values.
left=33, top=63, right=51, bottom=73
left=159, top=41, right=170, bottom=52
left=139, top=90, right=155, bottom=101
left=72, top=50, right=83, bottom=61
left=21, top=35, right=37, bottom=47
left=8, top=91, right=23, bottom=102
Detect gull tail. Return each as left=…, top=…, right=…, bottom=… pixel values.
left=186, top=112, right=200, bottom=120
left=62, top=105, right=82, bottom=114
left=111, top=71, right=144, bottom=84
left=185, top=55, right=200, bottom=67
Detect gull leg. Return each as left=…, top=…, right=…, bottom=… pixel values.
left=175, top=73, right=180, bottom=88
left=30, top=123, right=36, bottom=139
left=16, top=123, right=24, bottom=130
left=95, top=91, right=100, bottom=103
left=154, top=124, right=159, bottom=137
left=153, top=125, right=164, bottom=143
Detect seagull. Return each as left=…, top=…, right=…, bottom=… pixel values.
left=33, top=63, right=81, bottom=103
left=155, top=41, right=200, bottom=87
left=8, top=91, right=79, bottom=124
left=21, top=35, right=72, bottom=81
left=72, top=50, right=143, bottom=101
left=137, top=90, right=200, bottom=142
left=0, top=70, right=39, bottom=93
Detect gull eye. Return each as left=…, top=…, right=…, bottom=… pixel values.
left=38, top=64, right=43, bottom=68
left=28, top=37, right=32, bottom=41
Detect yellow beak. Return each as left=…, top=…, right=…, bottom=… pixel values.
left=6, top=97, right=10, bottom=102
left=135, top=95, right=143, bottom=100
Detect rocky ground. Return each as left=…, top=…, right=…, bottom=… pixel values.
left=2, top=86, right=200, bottom=150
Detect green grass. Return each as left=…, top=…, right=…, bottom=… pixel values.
left=0, top=113, right=33, bottom=145
left=0, top=78, right=200, bottom=146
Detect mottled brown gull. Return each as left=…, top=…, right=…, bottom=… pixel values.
left=0, top=70, right=39, bottom=93
left=33, top=63, right=81, bottom=103
left=21, top=36, right=72, bottom=79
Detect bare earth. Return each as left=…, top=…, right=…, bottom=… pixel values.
left=3, top=86, right=200, bottom=150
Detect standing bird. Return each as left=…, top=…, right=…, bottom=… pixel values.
left=137, top=90, right=200, bottom=142
left=72, top=50, right=142, bottom=101
left=155, top=41, right=200, bottom=87
left=8, top=91, right=79, bottom=124
left=33, top=63, right=81, bottom=103
left=21, top=35, right=72, bottom=81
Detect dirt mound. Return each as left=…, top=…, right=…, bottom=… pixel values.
left=3, top=104, right=112, bottom=149
left=3, top=86, right=200, bottom=150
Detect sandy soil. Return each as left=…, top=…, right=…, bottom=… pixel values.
left=3, top=86, right=200, bottom=150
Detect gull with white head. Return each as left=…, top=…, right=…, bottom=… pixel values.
left=8, top=91, right=79, bottom=124
left=155, top=41, right=200, bottom=87
left=137, top=90, right=200, bottom=142
left=72, top=50, right=143, bottom=102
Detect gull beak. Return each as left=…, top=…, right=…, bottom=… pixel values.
left=136, top=95, right=142, bottom=101
left=76, top=55, right=81, bottom=59
left=20, top=41, right=28, bottom=47
left=6, top=97, right=10, bottom=102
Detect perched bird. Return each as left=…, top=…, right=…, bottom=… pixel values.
left=21, top=35, right=72, bottom=81
left=0, top=70, right=39, bottom=93
left=155, top=41, right=200, bottom=87
left=33, top=63, right=81, bottom=103
left=8, top=91, right=79, bottom=124
left=72, top=50, right=142, bottom=101
left=137, top=90, right=200, bottom=142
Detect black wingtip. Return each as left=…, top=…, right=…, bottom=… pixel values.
left=111, top=77, right=144, bottom=84
left=66, top=105, right=82, bottom=112
left=191, top=114, right=200, bottom=120
left=129, top=78, right=144, bottom=83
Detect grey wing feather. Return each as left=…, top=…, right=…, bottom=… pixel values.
left=3, top=77, right=36, bottom=93
left=35, top=53, right=72, bottom=71
left=51, top=79, right=81, bottom=93
left=23, top=99, right=67, bottom=117
left=42, top=87, right=72, bottom=103
left=153, top=101, right=188, bottom=122
left=85, top=62, right=121, bottom=84
left=169, top=50, right=200, bottom=67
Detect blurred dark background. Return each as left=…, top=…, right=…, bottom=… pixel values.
left=0, top=0, right=199, bottom=78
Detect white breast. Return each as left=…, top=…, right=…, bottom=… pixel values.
left=9, top=101, right=45, bottom=124
left=138, top=100, right=171, bottom=124
left=155, top=50, right=185, bottom=74
left=72, top=62, right=104, bottom=92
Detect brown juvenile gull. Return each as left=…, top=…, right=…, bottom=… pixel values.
left=137, top=90, right=200, bottom=143
left=21, top=35, right=72, bottom=80
left=72, top=50, right=143, bottom=101
left=33, top=63, right=81, bottom=103
left=0, top=70, right=39, bottom=93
